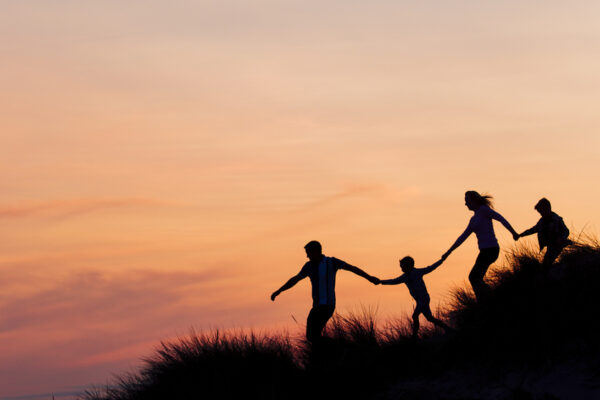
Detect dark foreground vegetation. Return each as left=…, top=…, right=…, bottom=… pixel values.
left=82, top=240, right=600, bottom=400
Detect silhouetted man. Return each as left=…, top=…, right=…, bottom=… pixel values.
left=271, top=240, right=379, bottom=342
left=519, top=198, right=571, bottom=266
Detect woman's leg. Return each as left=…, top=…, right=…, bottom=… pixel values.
left=469, top=247, right=499, bottom=301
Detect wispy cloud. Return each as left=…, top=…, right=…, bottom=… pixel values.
left=0, top=264, right=249, bottom=399
left=0, top=198, right=168, bottom=220
left=296, top=183, right=422, bottom=212
left=306, top=183, right=384, bottom=208
left=0, top=268, right=225, bottom=334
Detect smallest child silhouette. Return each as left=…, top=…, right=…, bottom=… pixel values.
left=379, top=256, right=452, bottom=339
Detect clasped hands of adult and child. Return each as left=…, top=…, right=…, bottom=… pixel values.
left=369, top=276, right=381, bottom=285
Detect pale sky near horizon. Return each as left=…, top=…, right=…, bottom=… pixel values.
left=2, top=1, right=600, bottom=398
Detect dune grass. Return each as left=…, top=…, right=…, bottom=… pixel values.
left=82, top=239, right=600, bottom=400
left=84, top=331, right=301, bottom=400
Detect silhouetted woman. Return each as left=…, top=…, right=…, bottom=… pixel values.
left=441, top=191, right=519, bottom=301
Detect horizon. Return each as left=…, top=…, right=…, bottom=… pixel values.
left=2, top=1, right=600, bottom=398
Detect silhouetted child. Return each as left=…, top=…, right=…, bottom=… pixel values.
left=519, top=198, right=571, bottom=267
left=380, top=256, right=452, bottom=339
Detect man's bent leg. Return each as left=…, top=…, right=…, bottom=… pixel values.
left=306, top=305, right=335, bottom=343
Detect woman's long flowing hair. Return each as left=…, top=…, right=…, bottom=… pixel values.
left=465, top=190, right=494, bottom=208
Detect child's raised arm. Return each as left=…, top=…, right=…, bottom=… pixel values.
left=520, top=223, right=539, bottom=238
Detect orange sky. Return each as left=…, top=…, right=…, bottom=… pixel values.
left=2, top=1, right=600, bottom=398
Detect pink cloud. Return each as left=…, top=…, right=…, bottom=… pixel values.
left=0, top=268, right=225, bottom=334
left=0, top=198, right=168, bottom=220
left=0, top=263, right=274, bottom=397
left=299, top=183, right=422, bottom=211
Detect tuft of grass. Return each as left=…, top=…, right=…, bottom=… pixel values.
left=83, top=330, right=302, bottom=400
left=444, top=238, right=600, bottom=366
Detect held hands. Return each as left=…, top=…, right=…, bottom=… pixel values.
left=441, top=251, right=451, bottom=261
left=368, top=276, right=381, bottom=285
left=513, top=232, right=520, bottom=241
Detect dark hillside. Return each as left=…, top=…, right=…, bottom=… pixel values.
left=83, top=240, right=600, bottom=400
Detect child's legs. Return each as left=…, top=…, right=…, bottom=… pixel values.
left=543, top=245, right=565, bottom=267
left=412, top=300, right=430, bottom=337
left=420, top=300, right=436, bottom=322
left=411, top=307, right=422, bottom=337
left=421, top=301, right=451, bottom=330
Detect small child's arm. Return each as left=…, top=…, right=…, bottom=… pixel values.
left=380, top=275, right=406, bottom=285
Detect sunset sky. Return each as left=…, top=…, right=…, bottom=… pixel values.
left=2, top=1, right=600, bottom=398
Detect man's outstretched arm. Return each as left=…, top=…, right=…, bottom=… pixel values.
left=339, top=263, right=380, bottom=284
left=271, top=274, right=304, bottom=301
